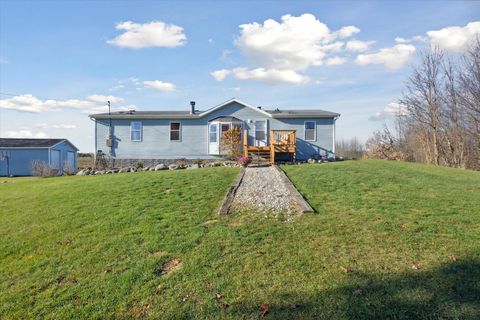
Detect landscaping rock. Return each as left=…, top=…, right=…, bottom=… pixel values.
left=155, top=164, right=167, bottom=171
left=76, top=169, right=87, bottom=176
left=118, top=167, right=129, bottom=173
left=187, top=164, right=199, bottom=169
left=142, top=166, right=150, bottom=171
left=307, top=158, right=316, bottom=164
left=95, top=170, right=106, bottom=175
left=149, top=167, right=156, bottom=171
left=168, top=164, right=179, bottom=170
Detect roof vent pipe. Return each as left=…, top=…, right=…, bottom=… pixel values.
left=190, top=101, right=196, bottom=114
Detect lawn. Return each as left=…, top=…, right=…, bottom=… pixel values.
left=1, top=160, right=479, bottom=319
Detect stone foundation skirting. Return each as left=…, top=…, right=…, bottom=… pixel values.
left=110, top=158, right=221, bottom=167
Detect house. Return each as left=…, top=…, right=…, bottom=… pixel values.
left=89, top=98, right=340, bottom=165
left=0, top=138, right=78, bottom=176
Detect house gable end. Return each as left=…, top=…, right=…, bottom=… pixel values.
left=199, top=98, right=272, bottom=118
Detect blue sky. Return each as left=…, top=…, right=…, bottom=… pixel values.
left=1, top=0, right=479, bottom=152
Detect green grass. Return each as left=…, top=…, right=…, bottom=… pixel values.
left=1, top=161, right=480, bottom=319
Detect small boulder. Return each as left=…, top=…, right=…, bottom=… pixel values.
left=76, top=169, right=87, bottom=176
left=168, top=164, right=178, bottom=170
left=118, top=167, right=129, bottom=173
left=155, top=164, right=167, bottom=171
left=187, top=164, right=199, bottom=169
left=95, top=170, right=106, bottom=175
left=307, top=158, right=316, bottom=164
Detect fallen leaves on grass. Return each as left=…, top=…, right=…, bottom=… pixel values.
left=155, top=258, right=182, bottom=276
left=339, top=266, right=350, bottom=273
left=259, top=304, right=270, bottom=317
left=129, top=304, right=150, bottom=319
left=352, top=288, right=362, bottom=296
left=182, top=295, right=191, bottom=302
left=411, top=262, right=422, bottom=270
left=214, top=293, right=229, bottom=309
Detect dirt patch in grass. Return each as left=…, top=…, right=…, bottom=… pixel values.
left=155, top=258, right=182, bottom=276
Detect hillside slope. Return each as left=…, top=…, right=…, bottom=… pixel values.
left=1, top=161, right=479, bottom=319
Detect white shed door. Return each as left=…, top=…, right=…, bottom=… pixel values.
left=51, top=150, right=61, bottom=169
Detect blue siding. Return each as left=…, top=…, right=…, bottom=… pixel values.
left=95, top=101, right=336, bottom=161
left=0, top=141, right=77, bottom=176
left=0, top=149, right=49, bottom=176
left=50, top=141, right=78, bottom=173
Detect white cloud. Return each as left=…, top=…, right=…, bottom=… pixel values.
left=143, top=80, right=176, bottom=92
left=394, top=35, right=427, bottom=44
left=107, top=20, right=186, bottom=49
left=211, top=69, right=232, bottom=81
left=346, top=40, right=375, bottom=52
left=87, top=94, right=124, bottom=103
left=35, top=123, right=77, bottom=129
left=231, top=67, right=309, bottom=84
left=355, top=44, right=416, bottom=70
left=369, top=102, right=408, bottom=121
left=335, top=26, right=360, bottom=38
left=426, top=21, right=480, bottom=52
left=236, top=13, right=357, bottom=70
left=325, top=56, right=347, bottom=66
left=1, top=130, right=47, bottom=138
left=108, top=84, right=125, bottom=92
left=211, top=13, right=363, bottom=84
left=0, top=94, right=135, bottom=114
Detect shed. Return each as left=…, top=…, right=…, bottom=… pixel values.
left=0, top=138, right=79, bottom=176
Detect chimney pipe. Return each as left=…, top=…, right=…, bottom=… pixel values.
left=190, top=101, right=196, bottom=114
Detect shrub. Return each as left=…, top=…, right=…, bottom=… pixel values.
left=175, top=158, right=188, bottom=168
left=221, top=127, right=243, bottom=160
left=238, top=157, right=251, bottom=167
left=31, top=160, right=58, bottom=177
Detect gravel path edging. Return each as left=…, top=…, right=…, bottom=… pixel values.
left=217, top=167, right=246, bottom=215
left=272, top=165, right=315, bottom=214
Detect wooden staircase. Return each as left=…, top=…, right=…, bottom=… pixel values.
left=243, top=129, right=296, bottom=165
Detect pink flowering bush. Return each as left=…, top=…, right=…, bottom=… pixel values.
left=238, top=157, right=251, bottom=167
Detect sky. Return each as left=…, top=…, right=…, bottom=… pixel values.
left=1, top=0, right=479, bottom=152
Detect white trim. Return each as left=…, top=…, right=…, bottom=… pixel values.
left=169, top=121, right=182, bottom=142
left=130, top=121, right=142, bottom=142
left=199, top=98, right=272, bottom=118
left=254, top=120, right=267, bottom=146
left=332, top=118, right=336, bottom=154
left=304, top=121, right=316, bottom=142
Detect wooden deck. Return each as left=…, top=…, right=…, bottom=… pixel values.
left=243, top=129, right=296, bottom=164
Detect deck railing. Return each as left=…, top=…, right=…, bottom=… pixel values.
left=270, top=130, right=296, bottom=146
left=243, top=129, right=296, bottom=163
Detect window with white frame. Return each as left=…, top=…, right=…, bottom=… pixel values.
left=170, top=122, right=181, bottom=141
left=130, top=121, right=142, bottom=141
left=304, top=121, right=316, bottom=141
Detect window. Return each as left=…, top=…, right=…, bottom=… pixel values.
left=170, top=122, right=181, bottom=141
left=304, top=121, right=316, bottom=141
left=255, top=120, right=266, bottom=142
left=131, top=121, right=142, bottom=141
left=209, top=123, right=218, bottom=143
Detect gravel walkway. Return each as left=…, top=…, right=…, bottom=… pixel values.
left=231, top=166, right=296, bottom=220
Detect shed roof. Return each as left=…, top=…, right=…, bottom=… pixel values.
left=0, top=138, right=78, bottom=150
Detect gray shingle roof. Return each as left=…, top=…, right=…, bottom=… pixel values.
left=266, top=109, right=340, bottom=118
left=0, top=138, right=65, bottom=148
left=89, top=99, right=339, bottom=119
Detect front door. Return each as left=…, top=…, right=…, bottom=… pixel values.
left=254, top=120, right=267, bottom=146
left=209, top=123, right=219, bottom=155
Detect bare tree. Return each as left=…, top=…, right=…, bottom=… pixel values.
left=400, top=48, right=445, bottom=165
